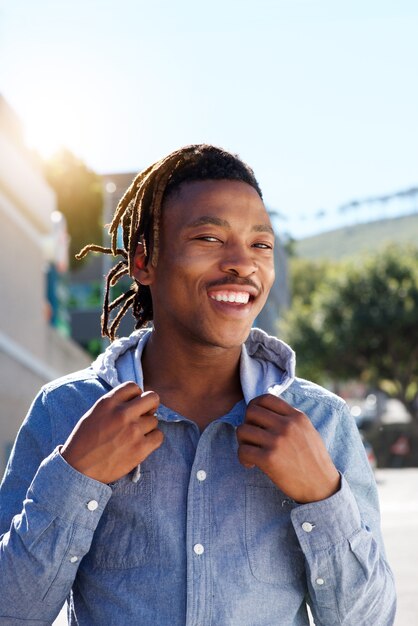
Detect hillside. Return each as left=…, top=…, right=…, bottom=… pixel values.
left=295, top=213, right=418, bottom=260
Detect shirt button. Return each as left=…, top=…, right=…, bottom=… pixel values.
left=69, top=556, right=79, bottom=563
left=196, top=470, right=207, bottom=481
left=87, top=500, right=99, bottom=511
left=302, top=522, right=314, bottom=533
left=316, top=578, right=325, bottom=585
left=193, top=543, right=205, bottom=555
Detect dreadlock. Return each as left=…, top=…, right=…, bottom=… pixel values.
left=76, top=144, right=262, bottom=341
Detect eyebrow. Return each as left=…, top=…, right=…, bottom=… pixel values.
left=186, top=215, right=274, bottom=235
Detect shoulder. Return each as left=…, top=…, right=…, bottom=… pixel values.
left=284, top=377, right=346, bottom=412
left=41, top=366, right=104, bottom=393
left=39, top=367, right=111, bottom=412
left=26, top=368, right=112, bottom=447
left=281, top=377, right=352, bottom=439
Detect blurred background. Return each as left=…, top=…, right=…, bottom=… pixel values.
left=0, top=1, right=417, bottom=624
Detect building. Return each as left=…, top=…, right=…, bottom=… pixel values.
left=0, top=95, right=90, bottom=473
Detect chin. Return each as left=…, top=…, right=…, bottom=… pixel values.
left=204, top=326, right=253, bottom=350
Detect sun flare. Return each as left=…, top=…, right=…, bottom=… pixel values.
left=23, top=97, right=86, bottom=159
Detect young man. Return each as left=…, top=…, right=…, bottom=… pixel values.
left=0, top=145, right=395, bottom=625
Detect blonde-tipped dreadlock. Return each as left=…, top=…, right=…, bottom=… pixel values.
left=76, top=144, right=263, bottom=341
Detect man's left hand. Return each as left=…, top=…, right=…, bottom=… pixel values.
left=236, top=394, right=340, bottom=503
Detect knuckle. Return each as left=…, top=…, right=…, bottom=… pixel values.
left=263, top=448, right=277, bottom=467
left=114, top=404, right=130, bottom=424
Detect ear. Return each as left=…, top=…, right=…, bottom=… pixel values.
left=132, top=242, right=154, bottom=285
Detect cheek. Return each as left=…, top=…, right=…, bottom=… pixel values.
left=262, top=262, right=276, bottom=289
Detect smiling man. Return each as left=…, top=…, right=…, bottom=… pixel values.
left=0, top=145, right=395, bottom=625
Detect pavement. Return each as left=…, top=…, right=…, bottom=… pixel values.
left=377, top=468, right=418, bottom=626
left=53, top=468, right=418, bottom=625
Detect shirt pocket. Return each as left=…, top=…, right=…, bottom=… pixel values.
left=245, top=483, right=305, bottom=584
left=84, top=471, right=154, bottom=570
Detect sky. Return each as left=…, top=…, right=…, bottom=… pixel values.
left=1, top=0, right=417, bottom=238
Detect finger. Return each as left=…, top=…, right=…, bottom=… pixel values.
left=107, top=381, right=143, bottom=402
left=142, top=428, right=164, bottom=453
left=249, top=394, right=298, bottom=417
left=237, top=443, right=264, bottom=468
left=124, top=390, right=160, bottom=421
left=129, top=428, right=164, bottom=468
left=236, top=423, right=272, bottom=448
left=132, top=413, right=159, bottom=435
left=245, top=403, right=292, bottom=430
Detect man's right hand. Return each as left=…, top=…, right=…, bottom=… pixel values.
left=61, top=382, right=163, bottom=484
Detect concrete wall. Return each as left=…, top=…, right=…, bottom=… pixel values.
left=0, top=96, right=90, bottom=474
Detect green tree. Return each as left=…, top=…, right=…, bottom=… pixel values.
left=283, top=246, right=418, bottom=422
left=44, top=149, right=103, bottom=270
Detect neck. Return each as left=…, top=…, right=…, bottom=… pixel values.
left=141, top=330, right=244, bottom=422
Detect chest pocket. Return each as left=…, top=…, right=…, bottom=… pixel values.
left=83, top=471, right=154, bottom=570
left=245, top=482, right=305, bottom=584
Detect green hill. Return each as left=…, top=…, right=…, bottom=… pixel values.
left=295, top=213, right=418, bottom=260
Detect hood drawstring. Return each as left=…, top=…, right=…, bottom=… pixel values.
left=131, top=465, right=141, bottom=483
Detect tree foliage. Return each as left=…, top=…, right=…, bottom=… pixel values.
left=44, top=149, right=103, bottom=270
left=282, top=246, right=418, bottom=420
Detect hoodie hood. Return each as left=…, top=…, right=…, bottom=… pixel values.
left=92, top=327, right=296, bottom=403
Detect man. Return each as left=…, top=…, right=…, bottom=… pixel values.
left=0, top=144, right=396, bottom=625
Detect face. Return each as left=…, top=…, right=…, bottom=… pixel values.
left=134, top=179, right=275, bottom=350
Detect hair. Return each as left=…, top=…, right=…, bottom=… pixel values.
left=76, top=143, right=262, bottom=341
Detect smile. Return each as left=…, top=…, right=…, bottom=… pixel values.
left=209, top=291, right=251, bottom=304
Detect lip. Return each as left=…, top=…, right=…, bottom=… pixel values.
left=208, top=297, right=254, bottom=319
left=206, top=288, right=257, bottom=319
left=206, top=284, right=259, bottom=299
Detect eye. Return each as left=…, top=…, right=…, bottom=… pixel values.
left=194, top=236, right=222, bottom=243
left=252, top=242, right=274, bottom=250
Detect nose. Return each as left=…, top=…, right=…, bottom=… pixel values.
left=219, top=242, right=257, bottom=277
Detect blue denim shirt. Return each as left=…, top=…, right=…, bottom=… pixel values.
left=0, top=328, right=396, bottom=625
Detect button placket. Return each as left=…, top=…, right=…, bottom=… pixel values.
left=185, top=426, right=212, bottom=625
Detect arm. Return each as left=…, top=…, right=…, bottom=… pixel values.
left=237, top=395, right=396, bottom=625
left=291, top=473, right=396, bottom=625
left=0, top=390, right=112, bottom=623
left=0, top=382, right=163, bottom=623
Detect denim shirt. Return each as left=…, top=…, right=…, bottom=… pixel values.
left=0, top=328, right=396, bottom=625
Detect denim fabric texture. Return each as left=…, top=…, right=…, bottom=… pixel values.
left=0, top=328, right=396, bottom=625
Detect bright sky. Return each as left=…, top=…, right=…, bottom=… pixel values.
left=1, top=0, right=417, bottom=238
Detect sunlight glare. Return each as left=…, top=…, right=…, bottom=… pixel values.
left=23, top=95, right=85, bottom=159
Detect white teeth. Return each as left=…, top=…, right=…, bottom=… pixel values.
left=210, top=292, right=250, bottom=304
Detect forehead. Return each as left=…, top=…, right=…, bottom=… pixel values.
left=162, top=179, right=271, bottom=230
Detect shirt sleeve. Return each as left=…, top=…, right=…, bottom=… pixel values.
left=291, top=403, right=396, bottom=625
left=0, top=389, right=112, bottom=624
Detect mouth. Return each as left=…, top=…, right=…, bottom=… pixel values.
left=208, top=290, right=253, bottom=305
left=206, top=287, right=258, bottom=318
